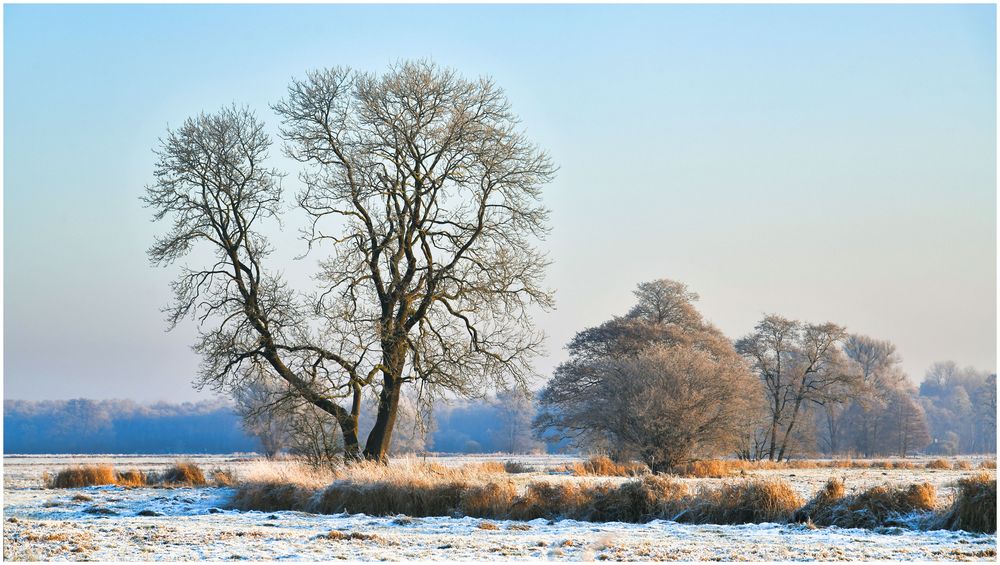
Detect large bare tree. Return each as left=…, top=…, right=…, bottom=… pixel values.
left=272, top=61, right=555, bottom=461
left=146, top=61, right=554, bottom=463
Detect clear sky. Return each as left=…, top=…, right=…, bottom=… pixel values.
left=4, top=4, right=996, bottom=402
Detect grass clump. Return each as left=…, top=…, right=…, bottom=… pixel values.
left=686, top=479, right=803, bottom=524
left=671, top=460, right=737, bottom=478
left=159, top=462, right=207, bottom=486
left=503, top=460, right=533, bottom=474
left=50, top=465, right=117, bottom=488
left=312, top=479, right=466, bottom=517
left=796, top=478, right=937, bottom=529
left=588, top=475, right=690, bottom=522
left=565, top=456, right=648, bottom=477
left=938, top=472, right=996, bottom=533
left=230, top=482, right=314, bottom=512
left=459, top=481, right=518, bottom=518
left=925, top=458, right=952, bottom=470
left=114, top=470, right=147, bottom=487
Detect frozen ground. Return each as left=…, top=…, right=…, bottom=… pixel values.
left=3, top=454, right=997, bottom=561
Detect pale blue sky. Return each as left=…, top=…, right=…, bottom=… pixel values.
left=4, top=4, right=996, bottom=401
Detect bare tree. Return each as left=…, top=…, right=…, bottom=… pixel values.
left=878, top=387, right=931, bottom=456
left=534, top=279, right=761, bottom=471
left=736, top=315, right=853, bottom=461
left=839, top=334, right=905, bottom=457
left=272, top=61, right=555, bottom=461
left=492, top=389, right=543, bottom=454
left=144, top=106, right=370, bottom=458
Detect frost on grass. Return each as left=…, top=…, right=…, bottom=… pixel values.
left=4, top=454, right=998, bottom=561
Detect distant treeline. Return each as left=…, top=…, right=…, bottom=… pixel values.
left=2, top=397, right=554, bottom=455
left=3, top=399, right=259, bottom=454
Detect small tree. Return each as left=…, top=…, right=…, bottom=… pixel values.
left=534, top=279, right=760, bottom=471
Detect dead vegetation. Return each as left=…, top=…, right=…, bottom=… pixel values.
left=232, top=471, right=805, bottom=526
left=795, top=478, right=938, bottom=529
left=937, top=472, right=996, bottom=533
left=50, top=465, right=117, bottom=488
left=925, top=459, right=952, bottom=470
left=230, top=456, right=996, bottom=532
left=46, top=462, right=220, bottom=488
left=319, top=530, right=381, bottom=542
left=503, top=461, right=533, bottom=474
left=667, top=458, right=943, bottom=477
left=561, top=456, right=649, bottom=477
left=158, top=462, right=207, bottom=486
left=686, top=479, right=804, bottom=524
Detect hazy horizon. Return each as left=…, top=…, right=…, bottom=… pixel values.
left=4, top=4, right=996, bottom=402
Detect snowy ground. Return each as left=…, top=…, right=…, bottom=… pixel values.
left=3, top=454, right=997, bottom=561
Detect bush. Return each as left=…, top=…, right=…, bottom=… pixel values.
left=938, top=472, right=996, bottom=533
left=50, top=465, right=117, bottom=488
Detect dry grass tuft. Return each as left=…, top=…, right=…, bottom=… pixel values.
left=459, top=481, right=518, bottom=518
left=212, top=469, right=236, bottom=486
left=50, top=465, right=117, bottom=488
left=114, top=470, right=147, bottom=487
left=312, top=479, right=467, bottom=517
left=979, top=459, right=997, bottom=470
left=565, top=456, right=648, bottom=477
left=954, top=460, right=974, bottom=471
left=320, top=530, right=380, bottom=541
left=589, top=475, right=690, bottom=522
left=503, top=460, right=533, bottom=474
left=231, top=482, right=314, bottom=512
left=477, top=521, right=500, bottom=530
left=925, top=458, right=952, bottom=470
left=686, top=479, right=803, bottom=524
left=938, top=472, right=996, bottom=533
left=467, top=461, right=506, bottom=474
left=672, top=460, right=737, bottom=478
left=159, top=462, right=207, bottom=486
left=798, top=479, right=937, bottom=529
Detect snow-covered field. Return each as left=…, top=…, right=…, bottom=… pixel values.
left=3, top=454, right=997, bottom=561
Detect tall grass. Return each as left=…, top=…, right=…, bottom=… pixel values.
left=50, top=465, right=117, bottom=488
left=795, top=478, right=938, bottom=529
left=937, top=472, right=996, bottom=533
left=47, top=462, right=218, bottom=488
left=562, top=456, right=649, bottom=477
left=232, top=471, right=804, bottom=526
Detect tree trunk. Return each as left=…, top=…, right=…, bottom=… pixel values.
left=777, top=396, right=805, bottom=461
left=363, top=343, right=406, bottom=462
left=262, top=348, right=361, bottom=461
